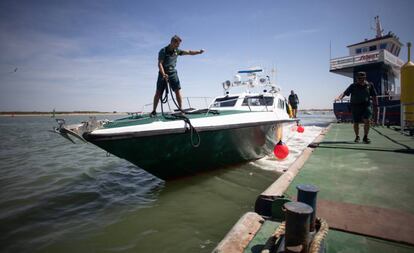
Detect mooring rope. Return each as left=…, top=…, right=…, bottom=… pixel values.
left=158, top=80, right=201, bottom=148
left=261, top=217, right=328, bottom=253
left=309, top=217, right=329, bottom=253
left=272, top=221, right=286, bottom=239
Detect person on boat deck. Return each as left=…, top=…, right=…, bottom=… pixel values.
left=288, top=90, right=299, bottom=118
left=151, top=35, right=204, bottom=116
left=336, top=72, right=378, bottom=144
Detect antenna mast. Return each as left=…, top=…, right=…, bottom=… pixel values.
left=374, top=16, right=384, bottom=38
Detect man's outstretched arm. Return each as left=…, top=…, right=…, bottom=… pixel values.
left=181, top=49, right=205, bottom=55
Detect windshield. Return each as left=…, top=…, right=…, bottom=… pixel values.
left=242, top=96, right=274, bottom=106
left=213, top=96, right=239, bottom=107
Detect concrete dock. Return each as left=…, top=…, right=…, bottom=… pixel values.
left=214, top=124, right=414, bottom=252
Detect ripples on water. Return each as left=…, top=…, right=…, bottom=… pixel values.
left=0, top=116, right=164, bottom=252
left=0, top=112, right=334, bottom=253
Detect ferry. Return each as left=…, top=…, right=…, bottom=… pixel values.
left=331, top=16, right=404, bottom=125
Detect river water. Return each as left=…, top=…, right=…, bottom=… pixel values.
left=0, top=112, right=334, bottom=253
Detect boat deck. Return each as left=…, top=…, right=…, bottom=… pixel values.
left=104, top=110, right=248, bottom=129
left=216, top=123, right=414, bottom=252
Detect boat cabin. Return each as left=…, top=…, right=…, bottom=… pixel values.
left=210, top=68, right=290, bottom=113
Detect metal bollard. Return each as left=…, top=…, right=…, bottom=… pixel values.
left=296, top=184, right=319, bottom=232
left=283, top=201, right=313, bottom=253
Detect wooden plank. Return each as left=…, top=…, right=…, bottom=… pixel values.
left=212, top=212, right=264, bottom=253
left=317, top=199, right=414, bottom=245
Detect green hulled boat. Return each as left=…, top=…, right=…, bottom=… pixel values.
left=54, top=68, right=296, bottom=179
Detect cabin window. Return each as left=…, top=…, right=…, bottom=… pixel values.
left=213, top=96, right=239, bottom=107
left=390, top=44, right=395, bottom=53
left=278, top=99, right=285, bottom=109
left=369, top=45, right=377, bottom=51
left=396, top=47, right=401, bottom=55
left=356, top=48, right=362, bottom=54
left=242, top=96, right=274, bottom=106
left=380, top=43, right=387, bottom=49
left=361, top=47, right=368, bottom=53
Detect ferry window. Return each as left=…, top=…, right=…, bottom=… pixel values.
left=380, top=43, right=387, bottom=49
left=396, top=47, right=401, bottom=55
left=356, top=48, right=362, bottom=54
left=369, top=45, right=377, bottom=51
left=362, top=47, right=368, bottom=53
left=390, top=44, right=395, bottom=53
left=242, top=96, right=274, bottom=106
left=213, top=96, right=238, bottom=107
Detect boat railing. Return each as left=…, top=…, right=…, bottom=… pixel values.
left=141, top=96, right=213, bottom=113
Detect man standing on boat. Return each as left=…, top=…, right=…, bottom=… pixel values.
left=288, top=90, right=299, bottom=118
left=336, top=72, right=378, bottom=143
left=151, top=35, right=204, bottom=116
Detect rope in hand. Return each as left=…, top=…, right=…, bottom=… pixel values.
left=159, top=79, right=201, bottom=148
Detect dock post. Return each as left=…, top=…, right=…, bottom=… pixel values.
left=283, top=201, right=313, bottom=253
left=296, top=184, right=319, bottom=232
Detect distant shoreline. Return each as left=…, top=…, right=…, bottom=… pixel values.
left=0, top=112, right=129, bottom=117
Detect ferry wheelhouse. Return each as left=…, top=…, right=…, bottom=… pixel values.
left=331, top=16, right=404, bottom=125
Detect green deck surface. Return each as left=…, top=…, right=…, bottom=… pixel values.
left=104, top=110, right=248, bottom=128
left=327, top=230, right=414, bottom=253
left=244, top=220, right=280, bottom=253
left=245, top=224, right=414, bottom=253
left=285, top=123, right=414, bottom=251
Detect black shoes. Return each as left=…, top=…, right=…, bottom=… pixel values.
left=363, top=136, right=371, bottom=144
left=354, top=135, right=371, bottom=143
left=149, top=111, right=157, bottom=118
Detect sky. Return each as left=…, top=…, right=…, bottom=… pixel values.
left=0, top=0, right=413, bottom=112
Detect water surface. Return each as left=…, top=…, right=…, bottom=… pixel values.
left=0, top=112, right=334, bottom=252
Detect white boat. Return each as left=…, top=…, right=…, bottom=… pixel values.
left=54, top=68, right=296, bottom=180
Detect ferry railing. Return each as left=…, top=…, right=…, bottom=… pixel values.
left=330, top=49, right=403, bottom=71
left=376, top=102, right=414, bottom=132
left=335, top=94, right=403, bottom=127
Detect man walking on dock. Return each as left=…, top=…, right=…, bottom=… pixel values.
left=151, top=35, right=204, bottom=116
left=336, top=72, right=378, bottom=143
left=288, top=90, right=299, bottom=118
